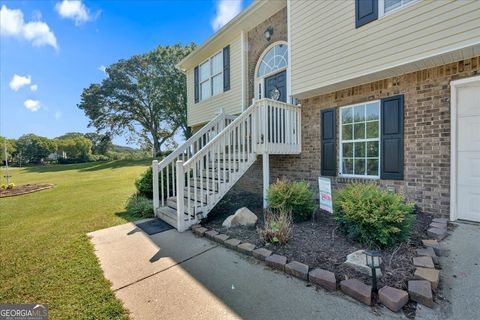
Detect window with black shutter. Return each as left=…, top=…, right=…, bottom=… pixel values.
left=355, top=0, right=378, bottom=28
left=223, top=45, right=230, bottom=92
left=194, top=66, right=199, bottom=103
left=321, top=108, right=337, bottom=176
left=380, top=95, right=404, bottom=180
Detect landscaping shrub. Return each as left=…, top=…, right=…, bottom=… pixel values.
left=7, top=183, right=15, bottom=189
left=333, top=183, right=415, bottom=248
left=125, top=193, right=154, bottom=218
left=1, top=184, right=6, bottom=190
left=257, top=210, right=292, bottom=245
left=135, top=166, right=174, bottom=199
left=267, top=178, right=317, bottom=221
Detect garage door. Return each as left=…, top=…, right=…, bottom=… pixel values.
left=455, top=77, right=480, bottom=222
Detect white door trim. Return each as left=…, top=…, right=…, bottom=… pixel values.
left=450, top=75, right=480, bottom=221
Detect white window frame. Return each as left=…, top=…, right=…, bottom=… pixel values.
left=379, top=0, right=419, bottom=18
left=199, top=51, right=223, bottom=102
left=339, top=100, right=381, bottom=179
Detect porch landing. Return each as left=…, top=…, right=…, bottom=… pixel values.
left=88, top=219, right=406, bottom=319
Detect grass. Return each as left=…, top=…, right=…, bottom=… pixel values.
left=0, top=160, right=151, bottom=319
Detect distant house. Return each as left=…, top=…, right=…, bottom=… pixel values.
left=48, top=151, right=67, bottom=161
left=153, top=0, right=480, bottom=231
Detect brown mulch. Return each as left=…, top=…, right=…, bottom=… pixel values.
left=0, top=183, right=54, bottom=197
left=204, top=190, right=435, bottom=318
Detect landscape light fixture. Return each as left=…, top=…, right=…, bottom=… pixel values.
left=264, top=27, right=273, bottom=41
left=364, top=249, right=381, bottom=292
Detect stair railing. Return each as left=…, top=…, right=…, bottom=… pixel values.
left=152, top=111, right=234, bottom=215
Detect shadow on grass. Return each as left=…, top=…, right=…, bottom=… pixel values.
left=21, top=159, right=152, bottom=174
left=115, top=210, right=156, bottom=223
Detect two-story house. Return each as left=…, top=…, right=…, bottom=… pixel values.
left=152, top=0, right=480, bottom=231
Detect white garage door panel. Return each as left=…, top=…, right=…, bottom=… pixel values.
left=457, top=86, right=480, bottom=116
left=457, top=152, right=480, bottom=187
left=457, top=186, right=480, bottom=222
left=458, top=117, right=480, bottom=151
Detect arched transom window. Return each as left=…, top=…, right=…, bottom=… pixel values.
left=257, top=43, right=288, bottom=78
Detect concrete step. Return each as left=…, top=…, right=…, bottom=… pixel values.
left=156, top=206, right=178, bottom=228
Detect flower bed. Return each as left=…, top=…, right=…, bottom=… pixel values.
left=203, top=190, right=438, bottom=318
left=0, top=183, right=53, bottom=197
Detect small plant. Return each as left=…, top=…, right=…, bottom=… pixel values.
left=257, top=210, right=292, bottom=245
left=267, top=178, right=317, bottom=221
left=333, top=183, right=415, bottom=248
left=0, top=184, right=6, bottom=190
left=125, top=193, right=154, bottom=218
left=7, top=183, right=15, bottom=190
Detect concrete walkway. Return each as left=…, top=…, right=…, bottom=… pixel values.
left=88, top=219, right=406, bottom=320
left=416, top=222, right=480, bottom=320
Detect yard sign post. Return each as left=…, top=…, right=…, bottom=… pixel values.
left=318, top=177, right=333, bottom=213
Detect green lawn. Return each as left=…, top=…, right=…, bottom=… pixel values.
left=0, top=160, right=151, bottom=319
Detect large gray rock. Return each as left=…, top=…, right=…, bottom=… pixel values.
left=344, top=250, right=382, bottom=278
left=222, top=207, right=258, bottom=228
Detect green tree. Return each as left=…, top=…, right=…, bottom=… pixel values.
left=16, top=134, right=56, bottom=164
left=55, top=136, right=93, bottom=161
left=78, top=43, right=195, bottom=156
left=84, top=132, right=113, bottom=155
left=0, top=137, right=16, bottom=163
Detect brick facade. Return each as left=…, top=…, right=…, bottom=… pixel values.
left=235, top=57, right=480, bottom=218
left=247, top=7, right=287, bottom=103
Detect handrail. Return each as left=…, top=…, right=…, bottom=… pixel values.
left=157, top=112, right=226, bottom=171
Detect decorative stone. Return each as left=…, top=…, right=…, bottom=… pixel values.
left=427, top=227, right=447, bottom=241
left=213, top=233, right=229, bottom=244
left=192, top=227, right=207, bottom=237
left=252, top=248, right=272, bottom=261
left=205, top=230, right=218, bottom=240
left=430, top=222, right=447, bottom=229
left=308, top=268, right=336, bottom=290
left=236, top=242, right=255, bottom=255
left=190, top=224, right=202, bottom=230
left=416, top=247, right=439, bottom=264
left=265, top=254, right=287, bottom=271
left=408, top=280, right=433, bottom=307
left=224, top=238, right=241, bottom=249
left=340, top=279, right=372, bottom=305
left=222, top=207, right=258, bottom=228
left=432, top=218, right=448, bottom=224
left=285, top=261, right=309, bottom=280
left=422, top=239, right=446, bottom=256
left=378, top=286, right=409, bottom=312
left=413, top=256, right=435, bottom=269
left=344, top=250, right=382, bottom=277
left=414, top=267, right=440, bottom=290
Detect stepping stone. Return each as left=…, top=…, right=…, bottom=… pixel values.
left=224, top=238, right=241, bottom=249
left=432, top=218, right=448, bottom=224
left=422, top=239, right=446, bottom=256
left=413, top=256, right=435, bottom=269
left=192, top=227, right=207, bottom=237
left=204, top=230, right=218, bottom=240
left=236, top=242, right=255, bottom=255
left=414, top=267, right=440, bottom=290
left=190, top=224, right=202, bottom=230
left=379, top=286, right=409, bottom=312
left=252, top=248, right=272, bottom=261
left=265, top=254, right=287, bottom=271
left=285, top=261, right=309, bottom=280
left=309, top=268, right=336, bottom=290
left=408, top=280, right=433, bottom=307
left=213, top=233, right=229, bottom=244
left=430, top=222, right=447, bottom=229
left=340, top=279, right=372, bottom=305
left=416, top=247, right=438, bottom=264
left=427, top=227, right=447, bottom=241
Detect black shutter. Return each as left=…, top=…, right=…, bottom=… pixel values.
left=194, top=66, right=199, bottom=103
left=380, top=95, right=404, bottom=180
left=321, top=108, right=337, bottom=176
left=223, top=45, right=230, bottom=91
left=355, top=0, right=378, bottom=28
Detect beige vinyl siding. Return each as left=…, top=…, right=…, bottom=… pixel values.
left=290, top=0, right=480, bottom=98
left=187, top=36, right=243, bottom=127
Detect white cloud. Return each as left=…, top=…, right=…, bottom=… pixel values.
left=55, top=0, right=94, bottom=25
left=54, top=111, right=62, bottom=119
left=24, top=99, right=41, bottom=112
left=30, top=84, right=38, bottom=92
left=211, top=0, right=242, bottom=32
left=9, top=74, right=31, bottom=91
left=0, top=5, right=58, bottom=49
left=98, top=65, right=106, bottom=74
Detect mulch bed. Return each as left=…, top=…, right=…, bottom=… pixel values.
left=0, top=183, right=54, bottom=198
left=204, top=190, right=435, bottom=318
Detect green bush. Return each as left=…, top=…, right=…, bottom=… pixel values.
left=7, top=183, right=15, bottom=190
left=125, top=194, right=154, bottom=218
left=257, top=210, right=292, bottom=245
left=333, top=183, right=415, bottom=248
left=135, top=166, right=174, bottom=199
left=267, top=178, right=317, bottom=221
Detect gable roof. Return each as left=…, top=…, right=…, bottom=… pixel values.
left=178, top=0, right=286, bottom=71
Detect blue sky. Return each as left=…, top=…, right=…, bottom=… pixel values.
left=0, top=0, right=251, bottom=146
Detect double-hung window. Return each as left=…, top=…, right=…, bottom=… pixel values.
left=340, top=101, right=380, bottom=178
left=199, top=52, right=223, bottom=101
left=380, top=0, right=417, bottom=16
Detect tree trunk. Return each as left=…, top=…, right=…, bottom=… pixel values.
left=152, top=137, right=160, bottom=158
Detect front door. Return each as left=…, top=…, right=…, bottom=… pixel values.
left=456, top=78, right=480, bottom=222
left=265, top=71, right=287, bottom=103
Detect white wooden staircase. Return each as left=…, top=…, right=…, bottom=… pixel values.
left=152, top=99, right=301, bottom=231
